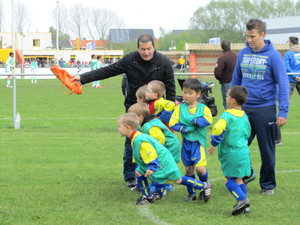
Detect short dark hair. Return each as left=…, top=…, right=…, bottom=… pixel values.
left=91, top=54, right=95, bottom=58
left=9, top=52, right=14, bottom=56
left=182, top=78, right=202, bottom=93
left=137, top=34, right=155, bottom=48
left=246, top=19, right=266, bottom=34
left=289, top=36, right=299, bottom=45
left=229, top=85, right=248, bottom=106
left=221, top=39, right=231, bottom=50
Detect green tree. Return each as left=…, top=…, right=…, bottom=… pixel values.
left=189, top=0, right=300, bottom=43
left=49, top=26, right=70, bottom=42
left=156, top=28, right=175, bottom=51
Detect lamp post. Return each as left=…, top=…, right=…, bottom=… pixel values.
left=169, top=37, right=176, bottom=51
left=56, top=1, right=59, bottom=64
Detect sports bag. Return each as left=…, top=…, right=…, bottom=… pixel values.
left=50, top=64, right=83, bottom=95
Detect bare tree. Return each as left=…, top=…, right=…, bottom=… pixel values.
left=85, top=6, right=95, bottom=40
left=0, top=0, right=5, bottom=31
left=88, top=7, right=126, bottom=40
left=68, top=4, right=88, bottom=39
left=15, top=1, right=31, bottom=34
left=51, top=3, right=69, bottom=39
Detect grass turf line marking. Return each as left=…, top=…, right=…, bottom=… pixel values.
left=137, top=206, right=173, bottom=225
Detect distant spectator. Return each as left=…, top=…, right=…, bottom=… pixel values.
left=50, top=59, right=54, bottom=67
left=214, top=39, right=238, bottom=109
left=176, top=56, right=185, bottom=71
left=59, top=58, right=64, bottom=68
left=284, top=36, right=300, bottom=99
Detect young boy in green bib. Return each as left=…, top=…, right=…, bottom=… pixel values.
left=117, top=113, right=211, bottom=205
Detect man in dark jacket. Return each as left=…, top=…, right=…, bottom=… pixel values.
left=214, top=39, right=237, bottom=109
left=72, top=34, right=176, bottom=187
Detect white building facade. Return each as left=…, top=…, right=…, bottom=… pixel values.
left=0, top=32, right=123, bottom=63
left=264, top=16, right=300, bottom=43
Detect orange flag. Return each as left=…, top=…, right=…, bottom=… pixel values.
left=50, top=64, right=83, bottom=95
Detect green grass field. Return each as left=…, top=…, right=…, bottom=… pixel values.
left=1, top=76, right=299, bottom=225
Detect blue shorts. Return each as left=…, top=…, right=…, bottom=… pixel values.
left=181, top=139, right=207, bottom=167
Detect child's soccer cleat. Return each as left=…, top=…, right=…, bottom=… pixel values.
left=136, top=195, right=155, bottom=205
left=231, top=198, right=250, bottom=216
left=199, top=182, right=213, bottom=201
left=130, top=186, right=140, bottom=191
left=243, top=172, right=256, bottom=185
left=200, top=182, right=211, bottom=202
left=233, top=203, right=250, bottom=214
left=244, top=207, right=251, bottom=214
left=184, top=193, right=196, bottom=202
left=153, top=193, right=164, bottom=200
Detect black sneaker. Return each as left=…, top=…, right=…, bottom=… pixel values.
left=136, top=195, right=155, bottom=205
left=126, top=178, right=136, bottom=187
left=184, top=193, right=196, bottom=202
left=201, top=182, right=211, bottom=202
left=231, top=198, right=250, bottom=216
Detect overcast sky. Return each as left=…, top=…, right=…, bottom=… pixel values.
left=5, top=0, right=211, bottom=38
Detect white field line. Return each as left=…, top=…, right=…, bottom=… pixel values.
left=137, top=206, right=173, bottom=225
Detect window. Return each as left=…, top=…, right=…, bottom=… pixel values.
left=33, top=39, right=40, bottom=47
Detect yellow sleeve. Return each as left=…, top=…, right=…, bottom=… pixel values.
left=148, top=127, right=166, bottom=145
left=154, top=99, right=175, bottom=114
left=169, top=105, right=180, bottom=127
left=212, top=118, right=227, bottom=136
left=140, top=142, right=158, bottom=164
left=162, top=100, right=175, bottom=112
left=203, top=105, right=213, bottom=124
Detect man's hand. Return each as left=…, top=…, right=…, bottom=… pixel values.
left=71, top=75, right=81, bottom=82
left=295, top=76, right=300, bottom=82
